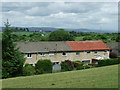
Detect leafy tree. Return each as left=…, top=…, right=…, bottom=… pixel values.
left=49, top=29, right=74, bottom=41
left=2, top=20, right=25, bottom=78
left=26, top=28, right=29, bottom=32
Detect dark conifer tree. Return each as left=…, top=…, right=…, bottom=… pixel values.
left=2, top=19, right=25, bottom=78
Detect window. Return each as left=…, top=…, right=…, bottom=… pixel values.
left=76, top=52, right=80, bottom=55
left=86, top=50, right=91, bottom=54
left=40, top=53, right=46, bottom=56
left=94, top=51, right=98, bottom=54
left=82, top=60, right=90, bottom=65
left=27, top=53, right=32, bottom=58
left=104, top=50, right=108, bottom=52
left=62, top=52, right=66, bottom=56
left=49, top=53, right=54, bottom=56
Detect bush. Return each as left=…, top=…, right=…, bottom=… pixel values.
left=72, top=61, right=84, bottom=70
left=35, top=59, right=52, bottom=74
left=61, top=60, right=74, bottom=71
left=23, top=64, right=36, bottom=76
left=98, top=58, right=120, bottom=66
left=83, top=64, right=93, bottom=69
left=110, top=52, right=117, bottom=58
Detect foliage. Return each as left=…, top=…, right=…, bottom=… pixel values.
left=83, top=64, right=93, bottom=69
left=98, top=58, right=120, bottom=66
left=49, top=29, right=74, bottom=41
left=23, top=64, right=36, bottom=76
left=61, top=60, right=74, bottom=71
left=72, top=61, right=84, bottom=70
left=109, top=52, right=117, bottom=58
left=2, top=20, right=25, bottom=78
left=35, top=59, right=52, bottom=74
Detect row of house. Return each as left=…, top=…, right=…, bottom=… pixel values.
left=15, top=41, right=110, bottom=66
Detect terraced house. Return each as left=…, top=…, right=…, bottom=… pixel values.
left=15, top=41, right=110, bottom=66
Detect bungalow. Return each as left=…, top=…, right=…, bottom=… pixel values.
left=15, top=41, right=110, bottom=66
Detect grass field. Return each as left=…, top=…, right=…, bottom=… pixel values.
left=2, top=64, right=118, bottom=88
left=75, top=36, right=84, bottom=41
left=12, top=31, right=51, bottom=36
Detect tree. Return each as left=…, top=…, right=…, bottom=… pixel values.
left=49, top=29, right=74, bottom=41
left=2, top=19, right=25, bottom=78
left=26, top=28, right=29, bottom=32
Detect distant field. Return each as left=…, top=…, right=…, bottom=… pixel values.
left=2, top=64, right=118, bottom=88
left=12, top=32, right=51, bottom=36
left=75, top=36, right=84, bottom=41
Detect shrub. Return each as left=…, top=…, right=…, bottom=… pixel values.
left=72, top=61, right=84, bottom=70
left=109, top=52, right=117, bottom=58
left=98, top=58, right=120, bottom=66
left=23, top=64, right=36, bottom=76
left=83, top=64, right=93, bottom=69
left=88, top=63, right=97, bottom=67
left=35, top=59, right=52, bottom=74
left=61, top=60, right=74, bottom=71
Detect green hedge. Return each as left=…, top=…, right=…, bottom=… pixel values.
left=61, top=60, right=74, bottom=71
left=23, top=64, right=36, bottom=76
left=35, top=59, right=52, bottom=74
left=72, top=61, right=84, bottom=70
left=98, top=58, right=120, bottom=66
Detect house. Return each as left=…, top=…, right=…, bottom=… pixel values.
left=106, top=42, right=120, bottom=56
left=15, top=41, right=110, bottom=66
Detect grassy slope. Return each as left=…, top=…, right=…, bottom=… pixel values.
left=2, top=65, right=118, bottom=88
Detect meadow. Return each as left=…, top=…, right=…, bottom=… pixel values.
left=2, top=64, right=118, bottom=88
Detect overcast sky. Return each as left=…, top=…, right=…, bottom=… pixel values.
left=2, top=2, right=118, bottom=32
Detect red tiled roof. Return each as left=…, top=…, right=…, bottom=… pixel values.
left=66, top=41, right=110, bottom=51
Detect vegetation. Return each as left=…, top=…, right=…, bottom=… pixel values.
left=98, top=58, right=120, bottom=66
left=22, top=64, right=36, bottom=76
left=49, top=29, right=74, bottom=41
left=3, top=26, right=118, bottom=43
left=71, top=32, right=119, bottom=43
left=35, top=59, right=52, bottom=74
left=61, top=60, right=74, bottom=71
left=2, top=64, right=118, bottom=88
left=2, top=20, right=25, bottom=79
left=72, top=61, right=84, bottom=70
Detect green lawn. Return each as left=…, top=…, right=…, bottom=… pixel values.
left=2, top=64, right=118, bottom=88
left=75, top=36, right=84, bottom=41
left=12, top=32, right=50, bottom=36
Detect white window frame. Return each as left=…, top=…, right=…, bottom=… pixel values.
left=27, top=53, right=32, bottom=58
left=62, top=52, right=67, bottom=56
left=40, top=53, right=46, bottom=56
left=49, top=53, right=54, bottom=56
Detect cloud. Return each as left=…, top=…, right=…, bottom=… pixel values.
left=1, top=2, right=118, bottom=32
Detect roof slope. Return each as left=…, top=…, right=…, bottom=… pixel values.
left=15, top=41, right=72, bottom=53
left=66, top=41, right=110, bottom=51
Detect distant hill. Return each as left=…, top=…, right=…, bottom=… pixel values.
left=1, top=27, right=116, bottom=33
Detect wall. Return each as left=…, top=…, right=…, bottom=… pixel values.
left=24, top=50, right=109, bottom=65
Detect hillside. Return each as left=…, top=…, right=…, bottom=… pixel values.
left=2, top=64, right=118, bottom=88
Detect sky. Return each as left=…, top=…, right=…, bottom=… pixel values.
left=1, top=2, right=118, bottom=32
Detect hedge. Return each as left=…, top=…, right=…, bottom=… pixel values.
left=61, top=60, right=74, bottom=71
left=98, top=58, right=120, bottom=66
left=23, top=64, right=36, bottom=76
left=35, top=59, right=52, bottom=74
left=72, top=61, right=84, bottom=70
